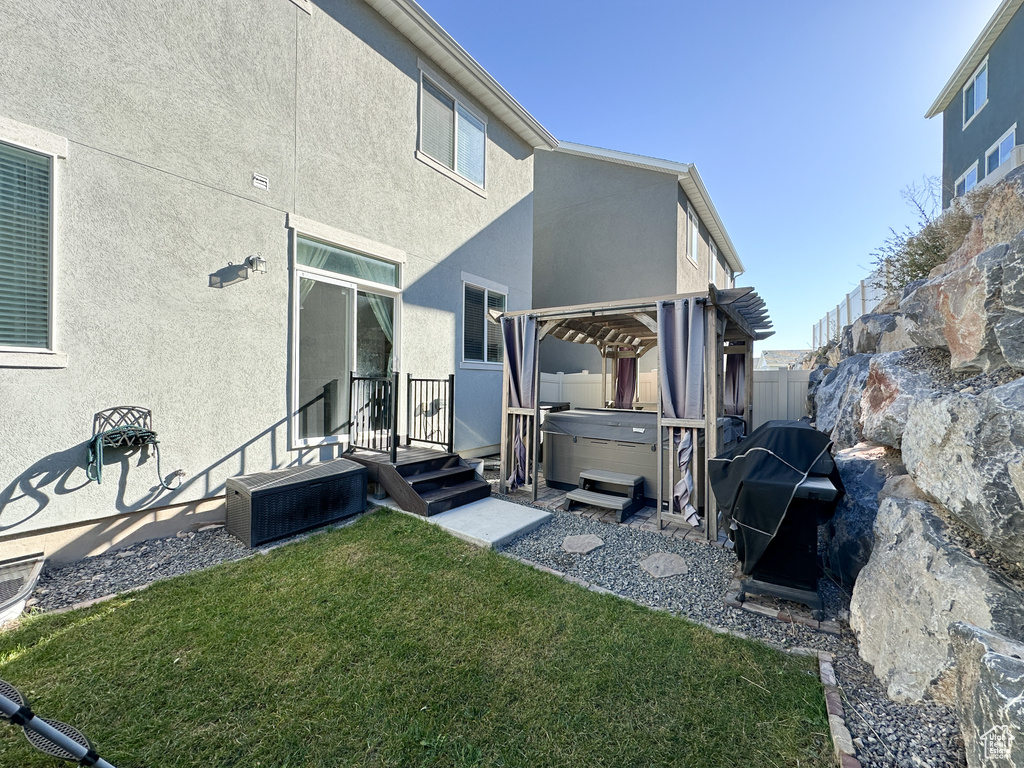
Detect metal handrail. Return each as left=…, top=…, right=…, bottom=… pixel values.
left=406, top=374, right=455, bottom=454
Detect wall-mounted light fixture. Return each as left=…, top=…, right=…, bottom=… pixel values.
left=245, top=254, right=267, bottom=274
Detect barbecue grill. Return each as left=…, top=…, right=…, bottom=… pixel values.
left=709, top=420, right=844, bottom=619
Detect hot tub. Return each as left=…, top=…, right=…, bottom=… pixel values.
left=541, top=409, right=680, bottom=501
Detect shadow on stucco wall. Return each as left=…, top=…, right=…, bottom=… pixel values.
left=0, top=417, right=323, bottom=538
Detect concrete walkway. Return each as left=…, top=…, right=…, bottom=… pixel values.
left=426, top=497, right=552, bottom=548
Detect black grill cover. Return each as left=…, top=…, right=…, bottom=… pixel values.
left=708, top=420, right=844, bottom=574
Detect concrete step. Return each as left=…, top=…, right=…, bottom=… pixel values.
left=427, top=496, right=552, bottom=548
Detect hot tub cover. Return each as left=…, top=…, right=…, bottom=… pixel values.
left=541, top=408, right=658, bottom=444
left=708, top=420, right=844, bottom=574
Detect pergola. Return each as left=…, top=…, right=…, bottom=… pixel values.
left=499, top=285, right=774, bottom=542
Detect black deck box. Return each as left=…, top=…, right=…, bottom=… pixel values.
left=225, top=459, right=367, bottom=547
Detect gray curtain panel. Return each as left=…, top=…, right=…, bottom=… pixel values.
left=724, top=349, right=745, bottom=418
left=657, top=299, right=705, bottom=519
left=501, top=315, right=537, bottom=489
left=657, top=299, right=704, bottom=419
left=614, top=349, right=637, bottom=409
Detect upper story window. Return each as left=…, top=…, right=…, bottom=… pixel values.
left=1, top=139, right=53, bottom=351
left=686, top=203, right=701, bottom=266
left=709, top=241, right=718, bottom=285
left=963, top=59, right=988, bottom=129
left=955, top=161, right=979, bottom=198
left=986, top=124, right=1016, bottom=176
left=418, top=64, right=486, bottom=190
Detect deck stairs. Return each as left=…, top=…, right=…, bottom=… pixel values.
left=347, top=447, right=490, bottom=517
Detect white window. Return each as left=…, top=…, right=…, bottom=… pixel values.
left=0, top=119, right=66, bottom=367
left=288, top=218, right=403, bottom=448
left=462, top=273, right=505, bottom=366
left=963, top=58, right=988, bottom=128
left=686, top=204, right=701, bottom=265
left=418, top=64, right=486, bottom=190
left=955, top=162, right=979, bottom=198
left=986, top=124, right=1016, bottom=176
left=0, top=140, right=53, bottom=351
left=709, top=241, right=718, bottom=285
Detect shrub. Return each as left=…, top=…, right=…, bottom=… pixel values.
left=871, top=180, right=993, bottom=295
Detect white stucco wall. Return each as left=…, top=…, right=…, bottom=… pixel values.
left=0, top=0, right=534, bottom=538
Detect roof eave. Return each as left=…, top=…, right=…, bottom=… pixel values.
left=925, top=0, right=1024, bottom=118
left=362, top=0, right=557, bottom=149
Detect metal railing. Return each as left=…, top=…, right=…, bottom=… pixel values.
left=349, top=374, right=399, bottom=463
left=406, top=373, right=455, bottom=453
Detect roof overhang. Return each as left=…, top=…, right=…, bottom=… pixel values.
left=362, top=0, right=557, bottom=149
left=925, top=0, right=1024, bottom=118
left=553, top=142, right=745, bottom=275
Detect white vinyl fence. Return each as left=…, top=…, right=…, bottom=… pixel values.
left=539, top=369, right=811, bottom=429
left=811, top=276, right=886, bottom=349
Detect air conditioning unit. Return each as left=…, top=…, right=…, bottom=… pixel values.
left=225, top=459, right=367, bottom=547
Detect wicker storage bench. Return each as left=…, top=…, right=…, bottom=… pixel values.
left=225, top=459, right=367, bottom=547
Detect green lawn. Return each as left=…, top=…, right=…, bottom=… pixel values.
left=0, top=510, right=831, bottom=767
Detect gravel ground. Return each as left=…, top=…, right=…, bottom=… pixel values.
left=27, top=526, right=251, bottom=613
left=21, top=506, right=966, bottom=767
left=497, top=508, right=966, bottom=768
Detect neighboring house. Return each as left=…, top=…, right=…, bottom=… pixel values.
left=927, top=0, right=1024, bottom=208
left=0, top=0, right=555, bottom=560
left=532, top=143, right=743, bottom=372
left=754, top=351, right=808, bottom=371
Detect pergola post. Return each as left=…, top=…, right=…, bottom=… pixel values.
left=703, top=302, right=719, bottom=543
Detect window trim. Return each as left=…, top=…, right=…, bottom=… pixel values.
left=286, top=216, right=404, bottom=450
left=417, top=60, right=488, bottom=195
left=0, top=117, right=68, bottom=367
left=985, top=123, right=1016, bottom=176
left=954, top=161, right=979, bottom=199
left=460, top=271, right=506, bottom=369
left=962, top=57, right=989, bottom=130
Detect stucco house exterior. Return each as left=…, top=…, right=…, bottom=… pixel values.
left=532, top=142, right=743, bottom=373
left=0, top=0, right=555, bottom=561
left=927, top=0, right=1024, bottom=208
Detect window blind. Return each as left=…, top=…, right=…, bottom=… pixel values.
left=422, top=78, right=455, bottom=170
left=464, top=284, right=485, bottom=361
left=0, top=142, right=51, bottom=348
left=456, top=106, right=485, bottom=187
left=485, top=290, right=504, bottom=362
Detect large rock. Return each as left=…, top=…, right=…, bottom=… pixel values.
left=822, top=443, right=905, bottom=587
left=903, top=378, right=1024, bottom=563
left=877, top=315, right=918, bottom=353
left=949, top=622, right=1024, bottom=768
left=813, top=354, right=872, bottom=449
left=860, top=350, right=942, bottom=449
left=850, top=498, right=1024, bottom=701
left=981, top=168, right=1024, bottom=252
left=848, top=313, right=897, bottom=355
left=900, top=277, right=949, bottom=350
left=806, top=364, right=832, bottom=421
left=900, top=234, right=1024, bottom=373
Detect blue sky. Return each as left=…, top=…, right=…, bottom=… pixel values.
left=419, top=0, right=1002, bottom=350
